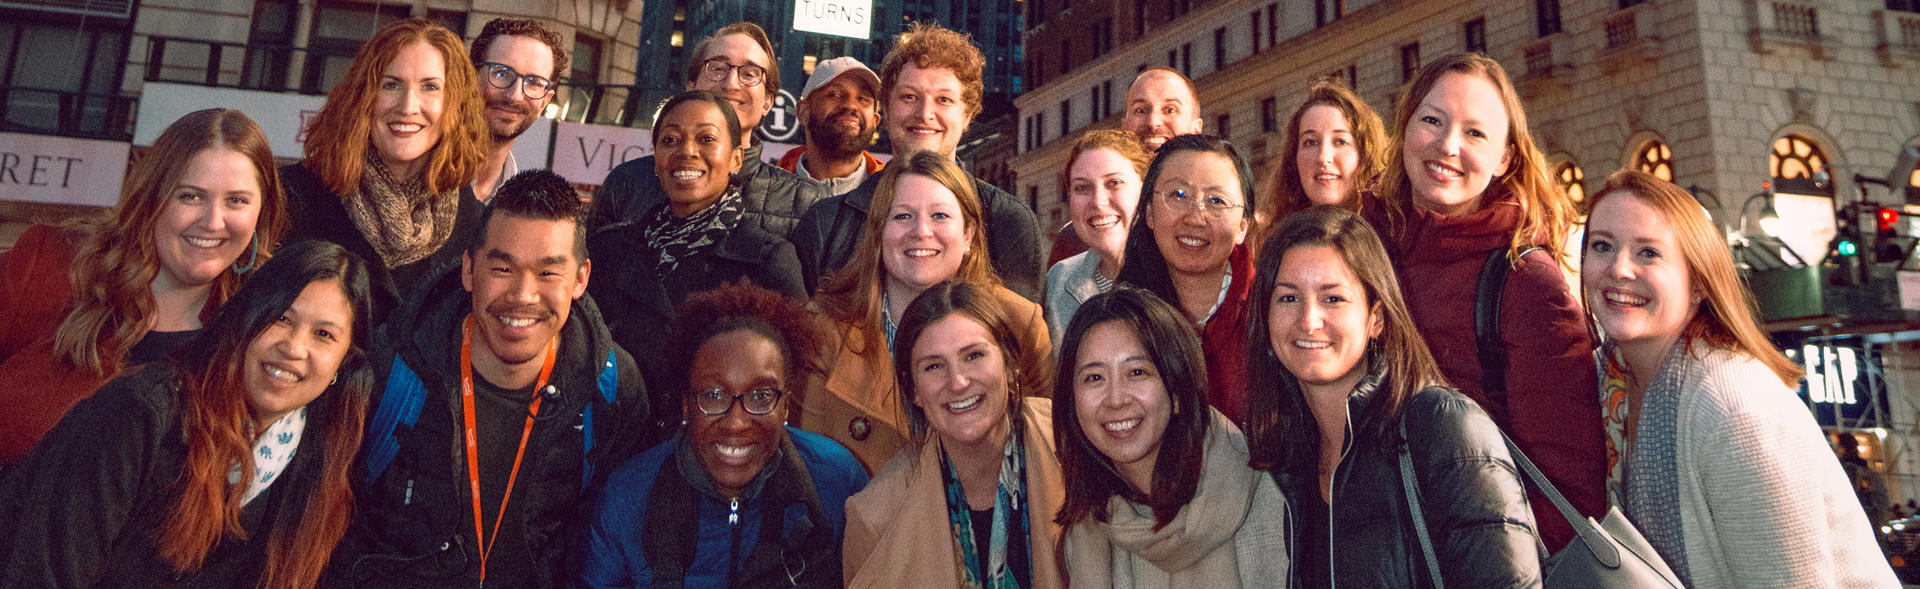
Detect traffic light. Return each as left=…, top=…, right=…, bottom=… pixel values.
left=1878, top=207, right=1900, bottom=236
left=1877, top=207, right=1907, bottom=262
left=1832, top=216, right=1866, bottom=286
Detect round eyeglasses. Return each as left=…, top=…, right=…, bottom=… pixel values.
left=701, top=57, right=767, bottom=87
left=478, top=62, right=556, bottom=100
left=1155, top=188, right=1246, bottom=218
left=690, top=387, right=786, bottom=416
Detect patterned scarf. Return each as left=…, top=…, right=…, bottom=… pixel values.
left=641, top=186, right=743, bottom=277
left=1623, top=342, right=1693, bottom=586
left=343, top=149, right=460, bottom=268
left=1598, top=349, right=1632, bottom=509
left=227, top=406, right=306, bottom=506
left=939, top=421, right=1030, bottom=589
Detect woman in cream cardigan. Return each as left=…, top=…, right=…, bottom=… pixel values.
left=842, top=281, right=1064, bottom=588
left=1054, top=287, right=1286, bottom=587
left=1582, top=169, right=1897, bottom=588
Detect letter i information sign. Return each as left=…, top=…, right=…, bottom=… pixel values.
left=793, top=0, right=872, bottom=40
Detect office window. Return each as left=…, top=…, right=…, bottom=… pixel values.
left=1251, top=11, right=1263, bottom=51
left=1059, top=39, right=1070, bottom=78
left=1400, top=42, right=1420, bottom=82
left=1060, top=99, right=1071, bottom=136
left=1168, top=48, right=1178, bottom=68
left=1103, top=80, right=1114, bottom=119
left=1181, top=43, right=1192, bottom=77
left=1268, top=4, right=1279, bottom=48
left=1464, top=18, right=1487, bottom=54
left=1317, top=0, right=1346, bottom=26
left=1094, top=19, right=1113, bottom=57
left=1537, top=0, right=1563, bottom=37
left=1261, top=96, right=1279, bottom=133
left=1213, top=27, right=1226, bottom=70
left=1216, top=113, right=1231, bottom=139
left=1136, top=0, right=1148, bottom=37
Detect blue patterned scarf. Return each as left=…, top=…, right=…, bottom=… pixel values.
left=938, top=421, right=1030, bottom=589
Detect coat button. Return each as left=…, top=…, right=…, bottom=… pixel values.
left=848, top=416, right=871, bottom=441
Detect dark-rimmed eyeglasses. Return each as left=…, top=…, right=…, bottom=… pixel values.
left=701, top=57, right=767, bottom=87
left=1155, top=187, right=1246, bottom=218
left=690, top=387, right=786, bottom=415
left=478, top=62, right=556, bottom=100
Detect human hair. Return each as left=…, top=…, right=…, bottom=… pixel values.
left=472, top=169, right=590, bottom=261
left=653, top=90, right=744, bottom=151
left=54, top=108, right=289, bottom=376
left=1257, top=81, right=1389, bottom=244
left=879, top=22, right=986, bottom=119
left=685, top=22, right=782, bottom=94
left=815, top=150, right=997, bottom=358
left=469, top=18, right=570, bottom=81
left=1053, top=287, right=1210, bottom=530
left=155, top=240, right=375, bottom=589
left=1061, top=129, right=1153, bottom=197
left=1116, top=134, right=1258, bottom=306
left=1377, top=52, right=1575, bottom=267
left=665, top=282, right=827, bottom=408
left=891, top=281, right=1044, bottom=442
left=301, top=18, right=487, bottom=195
left=1243, top=206, right=1447, bottom=474
left=1587, top=169, right=1804, bottom=387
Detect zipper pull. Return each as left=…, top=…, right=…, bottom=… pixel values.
left=729, top=497, right=740, bottom=525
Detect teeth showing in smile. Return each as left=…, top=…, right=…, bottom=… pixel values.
left=1103, top=418, right=1142, bottom=434
left=1176, top=237, right=1207, bottom=248
left=1604, top=291, right=1648, bottom=306
left=1294, top=340, right=1331, bottom=349
left=909, top=128, right=940, bottom=135
left=904, top=248, right=938, bottom=258
left=673, top=170, right=705, bottom=180
left=183, top=237, right=223, bottom=248
left=1087, top=215, right=1120, bottom=229
left=1314, top=173, right=1341, bottom=181
left=389, top=123, right=423, bottom=133
left=498, top=316, right=537, bottom=327
left=946, top=395, right=982, bottom=411
left=1425, top=162, right=1463, bottom=178
left=264, top=364, right=300, bottom=383
left=714, top=443, right=752, bottom=458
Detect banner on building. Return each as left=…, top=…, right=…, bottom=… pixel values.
left=792, top=0, right=872, bottom=40
left=0, top=132, right=130, bottom=207
left=133, top=82, right=326, bottom=159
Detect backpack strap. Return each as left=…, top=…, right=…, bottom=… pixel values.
left=363, top=356, right=429, bottom=485
left=1472, top=246, right=1540, bottom=408
left=580, top=349, right=619, bottom=491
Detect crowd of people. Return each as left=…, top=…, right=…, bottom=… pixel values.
left=0, top=14, right=1901, bottom=589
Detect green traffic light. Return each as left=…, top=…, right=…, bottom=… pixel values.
left=1839, top=240, right=1859, bottom=256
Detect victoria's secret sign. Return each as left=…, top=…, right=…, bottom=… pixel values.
left=0, top=132, right=130, bottom=208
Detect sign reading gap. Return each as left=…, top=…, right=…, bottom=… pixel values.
left=793, top=0, right=871, bottom=40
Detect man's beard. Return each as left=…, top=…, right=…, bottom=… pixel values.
left=805, top=108, right=874, bottom=158
left=488, top=99, right=537, bottom=143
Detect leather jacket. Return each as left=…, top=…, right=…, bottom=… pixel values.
left=587, top=142, right=829, bottom=239
left=1270, top=372, right=1544, bottom=589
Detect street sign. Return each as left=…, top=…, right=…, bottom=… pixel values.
left=757, top=89, right=800, bottom=143
left=793, top=0, right=872, bottom=40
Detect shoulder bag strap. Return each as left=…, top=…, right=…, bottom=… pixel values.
left=1474, top=247, right=1516, bottom=407
left=1499, top=431, right=1622, bottom=565
left=1399, top=417, right=1446, bottom=588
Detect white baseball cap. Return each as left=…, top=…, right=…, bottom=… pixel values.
left=800, top=56, right=881, bottom=102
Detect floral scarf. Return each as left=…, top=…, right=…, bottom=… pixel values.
left=1598, top=348, right=1632, bottom=509
left=642, top=186, right=743, bottom=277
left=938, top=420, right=1030, bottom=589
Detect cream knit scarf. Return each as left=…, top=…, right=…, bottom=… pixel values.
left=1066, top=411, right=1254, bottom=589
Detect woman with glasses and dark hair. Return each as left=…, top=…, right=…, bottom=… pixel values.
left=1116, top=134, right=1258, bottom=426
left=279, top=18, right=489, bottom=320
left=579, top=282, right=868, bottom=588
left=1054, top=287, right=1287, bottom=587
left=0, top=240, right=375, bottom=589
left=1246, top=205, right=1541, bottom=587
left=842, top=281, right=1065, bottom=588
left=0, top=108, right=288, bottom=467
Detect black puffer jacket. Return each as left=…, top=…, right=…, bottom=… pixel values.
left=586, top=142, right=828, bottom=238
left=786, top=170, right=1045, bottom=302
left=1271, top=375, right=1544, bottom=589
left=330, top=259, right=650, bottom=588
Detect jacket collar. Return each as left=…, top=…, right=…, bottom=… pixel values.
left=1395, top=191, right=1527, bottom=265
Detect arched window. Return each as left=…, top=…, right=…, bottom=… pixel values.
left=1634, top=141, right=1673, bottom=182
left=1770, top=135, right=1831, bottom=196
left=1554, top=160, right=1586, bottom=203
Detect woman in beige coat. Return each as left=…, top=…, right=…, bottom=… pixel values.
left=842, top=281, right=1065, bottom=588
left=1054, top=287, right=1287, bottom=587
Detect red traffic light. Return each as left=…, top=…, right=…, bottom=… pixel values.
left=1879, top=207, right=1900, bottom=231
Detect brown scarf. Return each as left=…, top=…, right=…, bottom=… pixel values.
left=344, top=149, right=459, bottom=268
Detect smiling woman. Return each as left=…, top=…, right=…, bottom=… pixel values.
left=278, top=18, right=488, bottom=322
left=0, top=240, right=375, bottom=589
left=0, top=108, right=287, bottom=466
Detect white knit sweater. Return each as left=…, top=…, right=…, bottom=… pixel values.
left=1657, top=345, right=1898, bottom=588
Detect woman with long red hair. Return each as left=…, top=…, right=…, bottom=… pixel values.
left=0, top=240, right=376, bottom=589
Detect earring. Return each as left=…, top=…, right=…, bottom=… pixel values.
left=329, top=374, right=338, bottom=386
left=230, top=234, right=259, bottom=274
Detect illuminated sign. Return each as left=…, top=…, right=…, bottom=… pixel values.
left=793, top=0, right=872, bottom=40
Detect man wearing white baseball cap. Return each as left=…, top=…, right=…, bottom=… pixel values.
left=777, top=56, right=885, bottom=196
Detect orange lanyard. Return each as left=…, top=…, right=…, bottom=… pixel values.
left=459, top=314, right=559, bottom=582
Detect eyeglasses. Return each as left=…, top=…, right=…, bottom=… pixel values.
left=478, top=62, right=556, bottom=100
left=690, top=387, right=786, bottom=416
left=701, top=58, right=767, bottom=87
left=1155, top=188, right=1246, bottom=217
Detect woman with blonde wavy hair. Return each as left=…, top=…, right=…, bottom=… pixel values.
left=1370, top=51, right=1604, bottom=551
left=279, top=17, right=488, bottom=318
left=0, top=108, right=287, bottom=466
left=803, top=150, right=1051, bottom=473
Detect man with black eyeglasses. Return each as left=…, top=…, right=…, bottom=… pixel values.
left=586, top=22, right=827, bottom=238
left=469, top=19, right=566, bottom=203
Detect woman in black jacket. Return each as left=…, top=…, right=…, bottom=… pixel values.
left=1243, top=205, right=1541, bottom=588
left=0, top=240, right=376, bottom=589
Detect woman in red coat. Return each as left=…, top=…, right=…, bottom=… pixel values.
left=0, top=108, right=287, bottom=465
left=1371, top=52, right=1604, bottom=550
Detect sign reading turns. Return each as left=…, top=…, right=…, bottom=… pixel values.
left=792, top=0, right=871, bottom=40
